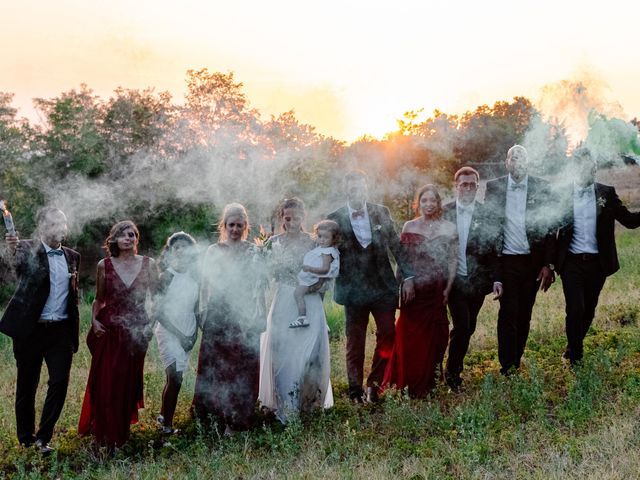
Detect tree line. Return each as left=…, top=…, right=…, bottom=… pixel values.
left=1, top=68, right=638, bottom=286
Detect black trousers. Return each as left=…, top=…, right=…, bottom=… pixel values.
left=12, top=321, right=74, bottom=445
left=344, top=303, right=396, bottom=399
left=497, top=255, right=541, bottom=374
left=445, top=276, right=486, bottom=382
left=560, top=254, right=606, bottom=363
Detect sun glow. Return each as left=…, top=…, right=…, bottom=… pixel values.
left=1, top=1, right=639, bottom=141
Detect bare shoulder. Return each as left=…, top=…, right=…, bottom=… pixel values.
left=402, top=218, right=420, bottom=233
left=205, top=243, right=221, bottom=254
left=441, top=219, right=457, bottom=234
left=96, top=258, right=106, bottom=274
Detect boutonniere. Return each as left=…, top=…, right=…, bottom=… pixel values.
left=597, top=196, right=606, bottom=208
left=527, top=197, right=536, bottom=206
left=373, top=224, right=382, bottom=232
left=67, top=265, right=77, bottom=278
left=471, top=220, right=480, bottom=231
left=68, top=268, right=78, bottom=288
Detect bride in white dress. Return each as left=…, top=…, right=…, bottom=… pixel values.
left=258, top=198, right=333, bottom=423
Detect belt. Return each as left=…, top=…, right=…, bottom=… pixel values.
left=568, top=253, right=598, bottom=261
left=37, top=318, right=67, bottom=325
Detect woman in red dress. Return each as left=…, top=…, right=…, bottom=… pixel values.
left=382, top=185, right=457, bottom=398
left=78, top=220, right=157, bottom=447
left=192, top=203, right=263, bottom=435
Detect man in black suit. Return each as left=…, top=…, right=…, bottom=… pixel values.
left=1, top=207, right=80, bottom=454
left=443, top=167, right=493, bottom=391
left=328, top=170, right=414, bottom=403
left=484, top=145, right=556, bottom=375
left=556, top=148, right=640, bottom=365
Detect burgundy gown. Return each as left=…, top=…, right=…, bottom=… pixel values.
left=192, top=242, right=262, bottom=430
left=382, top=232, right=451, bottom=398
left=78, top=256, right=153, bottom=447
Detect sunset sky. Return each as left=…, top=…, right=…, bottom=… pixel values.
left=1, top=0, right=639, bottom=141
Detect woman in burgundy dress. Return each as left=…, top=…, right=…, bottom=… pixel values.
left=382, top=185, right=457, bottom=398
left=78, top=220, right=158, bottom=447
left=192, top=203, right=264, bottom=435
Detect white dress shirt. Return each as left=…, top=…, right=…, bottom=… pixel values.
left=40, top=241, right=70, bottom=321
left=456, top=200, right=475, bottom=276
left=569, top=183, right=598, bottom=254
left=348, top=202, right=372, bottom=248
left=502, top=175, right=531, bottom=255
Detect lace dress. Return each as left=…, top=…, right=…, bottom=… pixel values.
left=258, top=234, right=334, bottom=423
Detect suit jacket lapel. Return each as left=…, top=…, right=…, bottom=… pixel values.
left=36, top=242, right=49, bottom=274
left=443, top=203, right=456, bottom=223
left=62, top=247, right=79, bottom=293
left=594, top=183, right=604, bottom=218
left=524, top=176, right=535, bottom=234
left=496, top=177, right=509, bottom=235
left=340, top=206, right=361, bottom=251
left=367, top=204, right=380, bottom=246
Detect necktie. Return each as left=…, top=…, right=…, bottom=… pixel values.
left=510, top=183, right=526, bottom=191
left=352, top=209, right=365, bottom=219
left=47, top=249, right=63, bottom=257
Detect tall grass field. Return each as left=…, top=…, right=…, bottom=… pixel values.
left=1, top=228, right=639, bottom=479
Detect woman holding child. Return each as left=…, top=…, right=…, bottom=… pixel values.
left=258, top=198, right=335, bottom=423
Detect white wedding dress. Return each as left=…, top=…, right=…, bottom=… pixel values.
left=258, top=234, right=334, bottom=424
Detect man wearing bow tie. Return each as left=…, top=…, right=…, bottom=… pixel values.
left=484, top=145, right=557, bottom=375
left=328, top=170, right=415, bottom=403
left=1, top=207, right=80, bottom=454
left=442, top=167, right=494, bottom=391
left=556, top=148, right=640, bottom=365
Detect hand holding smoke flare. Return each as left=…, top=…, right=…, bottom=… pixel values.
left=0, top=200, right=16, bottom=235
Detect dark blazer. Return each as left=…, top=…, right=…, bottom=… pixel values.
left=328, top=203, right=414, bottom=307
left=0, top=240, right=81, bottom=352
left=483, top=175, right=557, bottom=282
left=556, top=182, right=640, bottom=277
left=442, top=201, right=493, bottom=295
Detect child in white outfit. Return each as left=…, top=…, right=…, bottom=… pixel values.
left=291, top=220, right=340, bottom=328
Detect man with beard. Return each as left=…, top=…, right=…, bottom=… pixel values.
left=328, top=170, right=415, bottom=403
left=443, top=167, right=494, bottom=391
left=556, top=147, right=640, bottom=365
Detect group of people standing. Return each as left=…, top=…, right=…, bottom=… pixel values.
left=1, top=144, right=638, bottom=454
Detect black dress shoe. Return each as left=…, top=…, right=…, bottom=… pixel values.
left=445, top=375, right=463, bottom=393
left=34, top=439, right=55, bottom=456
left=366, top=387, right=380, bottom=403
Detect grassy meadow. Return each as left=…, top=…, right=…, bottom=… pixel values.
left=1, top=229, right=640, bottom=479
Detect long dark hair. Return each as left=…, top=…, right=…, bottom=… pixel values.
left=413, top=184, right=443, bottom=219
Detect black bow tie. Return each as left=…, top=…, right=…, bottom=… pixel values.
left=47, top=249, right=63, bottom=257
left=510, top=183, right=526, bottom=191
left=352, top=209, right=365, bottom=219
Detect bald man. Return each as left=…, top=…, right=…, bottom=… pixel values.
left=484, top=145, right=556, bottom=375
